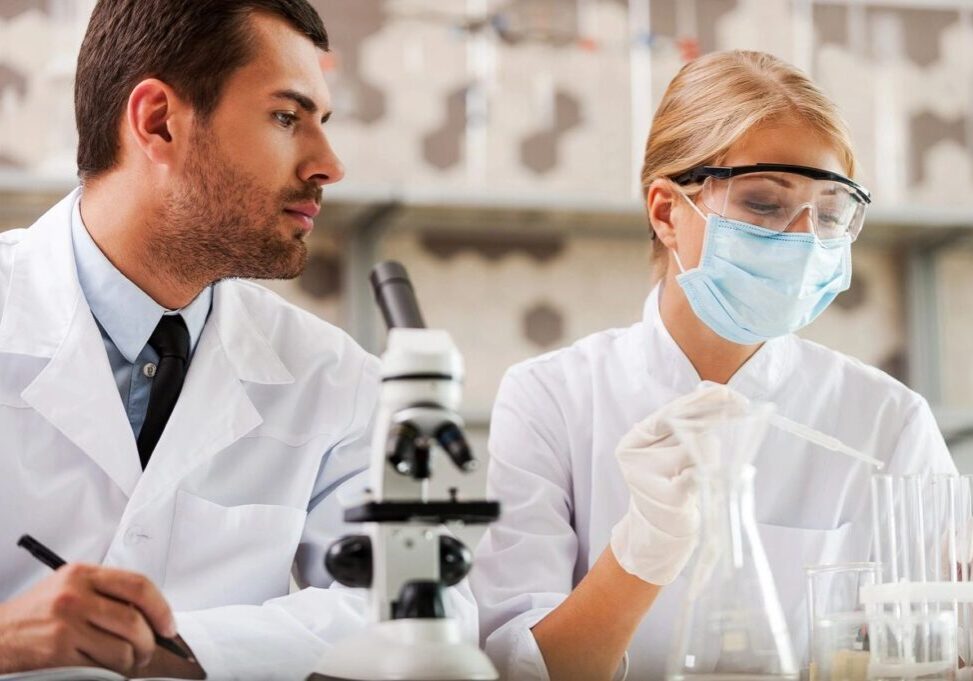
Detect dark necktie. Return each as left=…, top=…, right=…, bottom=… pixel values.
left=137, top=314, right=190, bottom=468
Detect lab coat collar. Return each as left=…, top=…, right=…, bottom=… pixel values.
left=0, top=187, right=295, bottom=385
left=0, top=188, right=83, bottom=358
left=0, top=189, right=295, bottom=502
left=641, top=284, right=797, bottom=399
left=118, top=280, right=296, bottom=510
left=0, top=188, right=143, bottom=496
left=209, top=280, right=295, bottom=386
left=70, top=197, right=211, bottom=363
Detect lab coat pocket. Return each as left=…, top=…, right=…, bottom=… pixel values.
left=164, top=489, right=307, bottom=610
left=757, top=521, right=858, bottom=655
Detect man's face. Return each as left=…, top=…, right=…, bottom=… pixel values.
left=161, top=12, right=343, bottom=284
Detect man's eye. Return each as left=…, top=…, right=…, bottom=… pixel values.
left=274, top=112, right=298, bottom=128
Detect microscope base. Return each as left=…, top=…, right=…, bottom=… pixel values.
left=308, top=618, right=498, bottom=681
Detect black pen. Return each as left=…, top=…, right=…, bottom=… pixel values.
left=17, top=534, right=196, bottom=663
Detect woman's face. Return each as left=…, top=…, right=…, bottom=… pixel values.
left=665, top=117, right=848, bottom=274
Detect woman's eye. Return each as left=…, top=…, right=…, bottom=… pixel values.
left=274, top=112, right=298, bottom=128
left=743, top=200, right=781, bottom=215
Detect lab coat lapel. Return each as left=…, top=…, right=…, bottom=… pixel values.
left=128, top=281, right=294, bottom=508
left=0, top=189, right=142, bottom=497
left=640, top=284, right=796, bottom=399
left=640, top=286, right=702, bottom=396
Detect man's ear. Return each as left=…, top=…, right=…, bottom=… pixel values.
left=124, top=78, right=189, bottom=169
left=646, top=178, right=680, bottom=251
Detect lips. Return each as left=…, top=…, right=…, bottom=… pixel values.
left=283, top=201, right=320, bottom=220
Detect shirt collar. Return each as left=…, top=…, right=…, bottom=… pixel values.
left=71, top=194, right=212, bottom=363
left=640, top=284, right=796, bottom=399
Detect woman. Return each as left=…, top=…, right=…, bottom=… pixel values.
left=470, top=50, right=956, bottom=680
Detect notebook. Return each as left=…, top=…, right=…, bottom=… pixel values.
left=0, top=669, right=182, bottom=680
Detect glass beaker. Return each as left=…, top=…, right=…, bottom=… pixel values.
left=666, top=401, right=799, bottom=680
left=806, top=563, right=880, bottom=681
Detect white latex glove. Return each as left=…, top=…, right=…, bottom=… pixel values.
left=610, top=384, right=749, bottom=585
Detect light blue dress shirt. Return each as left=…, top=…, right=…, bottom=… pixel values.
left=70, top=196, right=213, bottom=439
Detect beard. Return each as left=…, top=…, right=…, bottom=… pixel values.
left=151, top=127, right=321, bottom=288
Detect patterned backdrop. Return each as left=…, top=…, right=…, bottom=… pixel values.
left=1, top=0, right=971, bottom=461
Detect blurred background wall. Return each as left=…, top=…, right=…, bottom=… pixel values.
left=1, top=0, right=972, bottom=468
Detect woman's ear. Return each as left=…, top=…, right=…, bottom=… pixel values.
left=646, top=178, right=680, bottom=251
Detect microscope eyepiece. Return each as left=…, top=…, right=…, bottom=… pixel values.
left=370, top=261, right=426, bottom=330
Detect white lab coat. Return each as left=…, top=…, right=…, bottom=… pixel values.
left=0, top=189, right=476, bottom=680
left=471, top=286, right=957, bottom=681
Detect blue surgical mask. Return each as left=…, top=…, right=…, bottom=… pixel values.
left=672, top=211, right=852, bottom=345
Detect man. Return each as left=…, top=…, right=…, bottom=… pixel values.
left=0, top=1, right=474, bottom=678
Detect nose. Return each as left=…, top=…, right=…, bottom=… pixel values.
left=786, top=204, right=815, bottom=235
left=299, top=130, right=345, bottom=188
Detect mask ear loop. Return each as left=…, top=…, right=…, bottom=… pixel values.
left=671, top=186, right=708, bottom=274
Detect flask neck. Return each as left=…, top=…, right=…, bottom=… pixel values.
left=696, top=464, right=759, bottom=562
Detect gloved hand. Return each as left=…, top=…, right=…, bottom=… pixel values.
left=610, top=383, right=749, bottom=585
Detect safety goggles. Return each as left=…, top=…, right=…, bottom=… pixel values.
left=672, top=163, right=872, bottom=242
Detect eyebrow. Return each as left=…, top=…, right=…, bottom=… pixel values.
left=753, top=174, right=840, bottom=193
left=270, top=89, right=332, bottom=124
left=763, top=175, right=793, bottom=189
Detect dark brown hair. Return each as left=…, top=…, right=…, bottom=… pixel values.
left=75, top=0, right=328, bottom=181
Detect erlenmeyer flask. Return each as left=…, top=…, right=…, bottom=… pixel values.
left=666, top=400, right=798, bottom=680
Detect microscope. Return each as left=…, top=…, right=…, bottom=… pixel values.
left=310, top=262, right=500, bottom=681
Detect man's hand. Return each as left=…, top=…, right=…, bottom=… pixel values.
left=0, top=563, right=177, bottom=675
left=140, top=635, right=205, bottom=680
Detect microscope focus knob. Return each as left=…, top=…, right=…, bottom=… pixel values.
left=324, top=534, right=372, bottom=588
left=439, top=535, right=473, bottom=587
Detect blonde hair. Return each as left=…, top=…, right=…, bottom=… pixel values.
left=642, top=50, right=857, bottom=277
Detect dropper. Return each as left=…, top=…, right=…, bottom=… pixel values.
left=768, top=412, right=884, bottom=470
left=697, top=381, right=885, bottom=470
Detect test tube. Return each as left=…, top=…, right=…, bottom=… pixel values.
left=955, top=476, right=973, bottom=665
left=924, top=476, right=949, bottom=585
left=872, top=474, right=909, bottom=663
left=872, top=475, right=901, bottom=585
left=904, top=476, right=928, bottom=583
left=916, top=475, right=968, bottom=664
left=870, top=474, right=973, bottom=674
left=903, top=476, right=932, bottom=661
